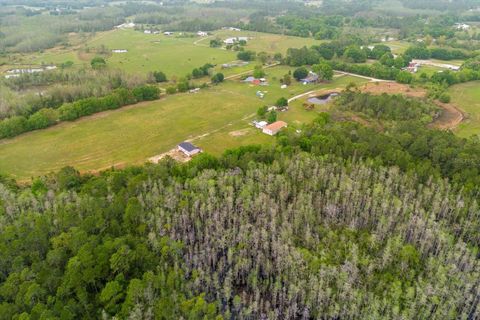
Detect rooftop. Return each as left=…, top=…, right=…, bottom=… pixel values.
left=178, top=142, right=200, bottom=152
left=264, top=121, right=288, bottom=131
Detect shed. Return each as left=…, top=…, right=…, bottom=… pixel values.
left=178, top=142, right=202, bottom=157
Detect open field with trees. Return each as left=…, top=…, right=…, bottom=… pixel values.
left=0, top=66, right=365, bottom=179
left=1, top=1, right=480, bottom=319
left=4, top=29, right=322, bottom=78
left=449, top=81, right=480, bottom=137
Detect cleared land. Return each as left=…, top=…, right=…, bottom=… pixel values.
left=449, top=81, right=480, bottom=138
left=0, top=67, right=365, bottom=180
left=4, top=29, right=322, bottom=77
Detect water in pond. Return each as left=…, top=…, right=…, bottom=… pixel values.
left=307, top=92, right=339, bottom=105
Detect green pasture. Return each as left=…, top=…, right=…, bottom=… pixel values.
left=6, top=29, right=321, bottom=78
left=0, top=66, right=366, bottom=180
left=449, top=81, right=480, bottom=138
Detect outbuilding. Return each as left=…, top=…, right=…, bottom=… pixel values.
left=262, top=121, right=288, bottom=136
left=178, top=142, right=202, bottom=157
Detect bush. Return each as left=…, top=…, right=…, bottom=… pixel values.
left=91, top=56, right=107, bottom=69
left=257, top=106, right=268, bottom=118
left=27, top=108, right=58, bottom=130
left=276, top=97, right=288, bottom=107
left=396, top=71, right=413, bottom=84
left=153, top=71, right=167, bottom=83
left=439, top=93, right=451, bottom=103
left=293, top=67, right=309, bottom=81
left=211, top=73, right=225, bottom=84
left=237, top=50, right=256, bottom=61
left=166, top=87, right=177, bottom=94
left=343, top=46, right=367, bottom=63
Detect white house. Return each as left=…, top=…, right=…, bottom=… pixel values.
left=164, top=31, right=174, bottom=36
left=197, top=31, right=208, bottom=37
left=178, top=142, right=202, bottom=157
left=112, top=49, right=128, bottom=53
left=262, top=121, right=288, bottom=136
left=455, top=23, right=470, bottom=30
left=144, top=30, right=152, bottom=34
left=224, top=37, right=236, bottom=45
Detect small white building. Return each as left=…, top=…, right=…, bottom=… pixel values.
left=197, top=31, right=208, bottom=37
left=262, top=121, right=288, bottom=136
left=112, top=49, right=128, bottom=53
left=144, top=30, right=152, bottom=34
left=224, top=38, right=236, bottom=45
left=178, top=142, right=202, bottom=157
left=455, top=23, right=470, bottom=30
left=163, top=31, right=174, bottom=36
left=115, top=22, right=136, bottom=29
left=254, top=121, right=268, bottom=129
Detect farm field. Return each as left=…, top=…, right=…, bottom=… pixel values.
left=449, top=81, right=480, bottom=138
left=0, top=66, right=365, bottom=180
left=4, top=29, right=322, bottom=78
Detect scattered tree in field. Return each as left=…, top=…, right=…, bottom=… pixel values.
left=281, top=74, right=292, bottom=85
left=253, top=65, right=265, bottom=79
left=91, top=56, right=107, bottom=69
left=210, top=38, right=222, bottom=48
left=211, top=73, right=224, bottom=84
left=267, top=110, right=277, bottom=123
left=293, top=67, right=309, bottom=81
left=257, top=105, right=268, bottom=118
left=153, top=71, right=167, bottom=83
left=237, top=50, right=256, bottom=61
left=276, top=97, right=288, bottom=107
left=257, top=52, right=269, bottom=64
left=312, top=62, right=333, bottom=80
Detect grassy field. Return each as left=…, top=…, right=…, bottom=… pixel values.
left=5, top=29, right=321, bottom=78
left=449, top=81, right=480, bottom=138
left=0, top=66, right=366, bottom=180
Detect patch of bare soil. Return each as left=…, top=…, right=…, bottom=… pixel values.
left=360, top=82, right=426, bottom=98
left=430, top=102, right=464, bottom=130
left=149, top=149, right=191, bottom=164
left=229, top=129, right=250, bottom=137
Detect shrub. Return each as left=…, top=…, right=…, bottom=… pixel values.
left=293, top=67, right=309, bottom=81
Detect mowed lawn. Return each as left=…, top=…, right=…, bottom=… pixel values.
left=449, top=81, right=480, bottom=138
left=0, top=66, right=366, bottom=180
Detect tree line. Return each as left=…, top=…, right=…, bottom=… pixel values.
left=0, top=85, right=159, bottom=139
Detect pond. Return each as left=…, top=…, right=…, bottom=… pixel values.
left=307, top=92, right=339, bottom=105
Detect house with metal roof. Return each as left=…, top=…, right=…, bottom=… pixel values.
left=178, top=142, right=202, bottom=157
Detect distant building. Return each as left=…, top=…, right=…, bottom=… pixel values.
left=178, top=142, right=202, bottom=157
left=197, top=31, right=208, bottom=37
left=112, top=49, right=128, bottom=53
left=253, top=120, right=268, bottom=129
left=455, top=23, right=470, bottom=30
left=301, top=71, right=319, bottom=84
left=263, top=121, right=288, bottom=136
left=115, top=22, right=136, bottom=29
left=163, top=31, right=174, bottom=36
left=223, top=27, right=241, bottom=31
left=224, top=37, right=236, bottom=45
left=144, top=30, right=152, bottom=34
left=224, top=37, right=249, bottom=45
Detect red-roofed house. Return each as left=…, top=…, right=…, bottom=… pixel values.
left=262, top=121, right=288, bottom=136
